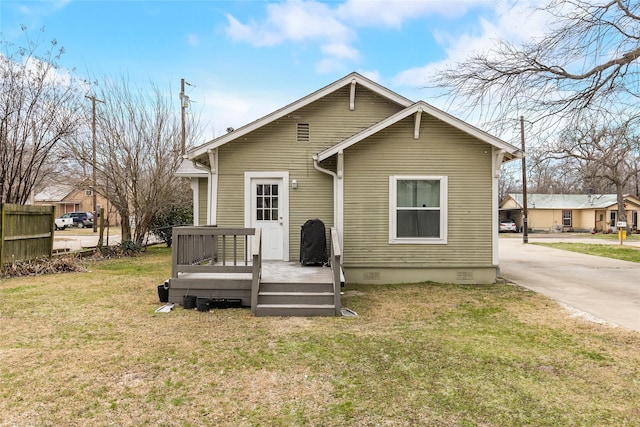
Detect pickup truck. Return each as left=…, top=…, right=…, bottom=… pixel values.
left=54, top=215, right=74, bottom=230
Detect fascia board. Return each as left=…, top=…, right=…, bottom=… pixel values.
left=186, top=72, right=414, bottom=161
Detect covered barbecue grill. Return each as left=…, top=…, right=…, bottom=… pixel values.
left=299, top=219, right=328, bottom=266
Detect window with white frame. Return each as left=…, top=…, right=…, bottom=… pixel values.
left=389, top=176, right=447, bottom=244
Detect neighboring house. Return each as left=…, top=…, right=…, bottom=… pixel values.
left=178, top=72, right=522, bottom=285
left=34, top=184, right=118, bottom=225
left=500, top=193, right=640, bottom=233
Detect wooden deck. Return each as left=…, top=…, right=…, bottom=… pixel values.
left=167, top=226, right=342, bottom=316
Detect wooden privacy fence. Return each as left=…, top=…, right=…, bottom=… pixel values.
left=0, top=204, right=54, bottom=265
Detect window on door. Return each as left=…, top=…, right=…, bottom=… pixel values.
left=389, top=176, right=447, bottom=244
left=256, top=184, right=278, bottom=221
left=610, top=211, right=617, bottom=227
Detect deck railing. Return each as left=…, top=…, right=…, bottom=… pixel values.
left=330, top=227, right=342, bottom=316
left=171, top=226, right=259, bottom=276
left=250, top=228, right=262, bottom=315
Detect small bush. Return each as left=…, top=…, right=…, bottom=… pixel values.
left=118, top=239, right=142, bottom=254
left=150, top=205, right=193, bottom=247
left=95, top=240, right=142, bottom=258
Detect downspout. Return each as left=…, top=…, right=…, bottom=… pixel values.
left=312, top=154, right=338, bottom=228
left=188, top=155, right=216, bottom=225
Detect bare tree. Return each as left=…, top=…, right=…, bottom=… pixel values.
left=0, top=27, right=84, bottom=204
left=75, top=76, right=196, bottom=245
left=542, top=116, right=640, bottom=224
left=433, top=0, right=640, bottom=133
left=498, top=162, right=521, bottom=201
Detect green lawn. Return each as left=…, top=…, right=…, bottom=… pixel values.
left=1, top=246, right=639, bottom=426
left=533, top=242, right=640, bottom=263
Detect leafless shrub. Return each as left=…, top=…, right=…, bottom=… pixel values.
left=0, top=255, right=87, bottom=278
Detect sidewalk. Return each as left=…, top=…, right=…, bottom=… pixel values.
left=53, top=230, right=122, bottom=252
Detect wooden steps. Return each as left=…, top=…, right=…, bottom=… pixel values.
left=255, top=281, right=337, bottom=317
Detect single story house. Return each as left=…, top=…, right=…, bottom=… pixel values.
left=500, top=193, right=640, bottom=232
left=34, top=184, right=118, bottom=225
left=178, top=72, right=522, bottom=285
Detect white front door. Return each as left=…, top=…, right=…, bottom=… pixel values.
left=246, top=173, right=289, bottom=260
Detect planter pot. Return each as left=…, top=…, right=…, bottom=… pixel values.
left=196, top=298, right=211, bottom=312
left=157, top=283, right=169, bottom=303
left=183, top=295, right=197, bottom=309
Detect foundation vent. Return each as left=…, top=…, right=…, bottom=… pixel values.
left=363, top=271, right=381, bottom=281
left=456, top=271, right=474, bottom=281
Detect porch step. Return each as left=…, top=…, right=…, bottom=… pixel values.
left=258, top=291, right=335, bottom=305
left=259, top=282, right=333, bottom=293
left=255, top=281, right=338, bottom=317
left=254, top=304, right=337, bottom=317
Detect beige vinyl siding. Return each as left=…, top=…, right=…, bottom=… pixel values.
left=215, top=84, right=405, bottom=261
left=529, top=209, right=593, bottom=231
left=343, top=114, right=494, bottom=268
left=198, top=178, right=208, bottom=225
left=573, top=209, right=593, bottom=230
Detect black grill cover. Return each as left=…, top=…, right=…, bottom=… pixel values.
left=300, top=219, right=327, bottom=266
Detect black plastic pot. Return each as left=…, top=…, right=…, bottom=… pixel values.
left=157, top=284, right=169, bottom=303
left=183, top=295, right=197, bottom=309
left=196, top=298, right=211, bottom=312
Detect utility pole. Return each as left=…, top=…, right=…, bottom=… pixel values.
left=520, top=116, right=528, bottom=244
left=179, top=78, right=192, bottom=155
left=86, top=95, right=104, bottom=233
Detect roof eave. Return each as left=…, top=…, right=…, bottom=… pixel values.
left=186, top=72, right=414, bottom=162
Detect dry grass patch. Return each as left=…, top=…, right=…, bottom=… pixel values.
left=1, top=247, right=639, bottom=426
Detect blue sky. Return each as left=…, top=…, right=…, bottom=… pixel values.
left=1, top=0, right=551, bottom=141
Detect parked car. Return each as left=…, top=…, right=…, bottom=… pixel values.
left=54, top=216, right=74, bottom=230
left=499, top=218, right=518, bottom=233
left=61, top=212, right=94, bottom=228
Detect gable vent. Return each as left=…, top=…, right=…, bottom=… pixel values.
left=297, top=123, right=310, bottom=142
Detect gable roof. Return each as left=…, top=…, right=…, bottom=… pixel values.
left=187, top=72, right=413, bottom=161
left=504, top=193, right=640, bottom=209
left=34, top=185, right=75, bottom=202
left=316, top=101, right=521, bottom=162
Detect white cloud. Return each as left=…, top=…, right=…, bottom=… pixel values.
left=320, top=42, right=359, bottom=61
left=224, top=0, right=497, bottom=74
left=225, top=14, right=283, bottom=47
left=266, top=1, right=351, bottom=42
left=358, top=69, right=382, bottom=84
left=225, top=1, right=352, bottom=48
left=337, top=0, right=492, bottom=27
left=392, top=1, right=556, bottom=91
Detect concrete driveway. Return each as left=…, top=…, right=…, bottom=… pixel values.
left=53, top=229, right=122, bottom=252
left=498, top=235, right=640, bottom=333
